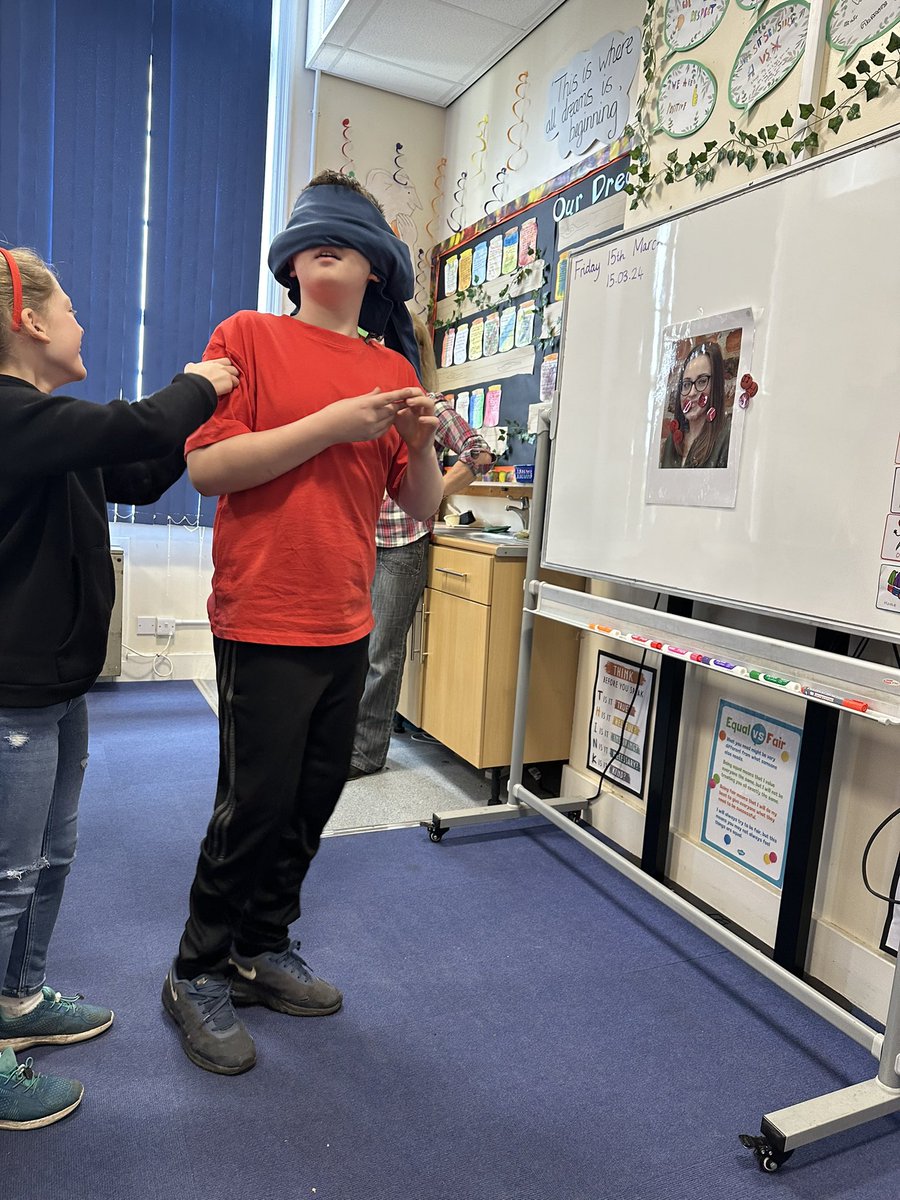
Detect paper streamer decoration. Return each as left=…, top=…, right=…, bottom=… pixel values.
left=827, top=0, right=900, bottom=62
left=425, top=157, right=447, bottom=245
left=470, top=114, right=489, bottom=184
left=448, top=171, right=467, bottom=234
left=484, top=167, right=508, bottom=216
left=729, top=3, right=810, bottom=111
left=506, top=72, right=530, bottom=174
left=340, top=118, right=355, bottom=177
left=393, top=142, right=410, bottom=188
left=414, top=248, right=429, bottom=316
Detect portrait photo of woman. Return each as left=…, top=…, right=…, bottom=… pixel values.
left=659, top=336, right=733, bottom=469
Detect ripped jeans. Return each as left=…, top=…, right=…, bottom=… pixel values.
left=0, top=697, right=86, bottom=997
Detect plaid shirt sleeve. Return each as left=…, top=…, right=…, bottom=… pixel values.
left=432, top=396, right=493, bottom=471
left=375, top=395, right=493, bottom=549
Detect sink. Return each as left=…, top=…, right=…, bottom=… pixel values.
left=436, top=527, right=528, bottom=550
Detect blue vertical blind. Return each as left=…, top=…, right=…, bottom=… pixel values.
left=0, top=0, right=153, bottom=403
left=142, top=0, right=272, bottom=526
left=0, top=0, right=272, bottom=525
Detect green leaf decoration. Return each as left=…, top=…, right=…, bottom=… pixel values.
left=856, top=60, right=870, bottom=75
left=847, top=103, right=862, bottom=121
left=820, top=91, right=836, bottom=111
left=839, top=73, right=857, bottom=89
left=776, top=150, right=787, bottom=165
left=865, top=78, right=881, bottom=100
left=828, top=113, right=843, bottom=133
left=765, top=125, right=778, bottom=139
left=780, top=110, right=793, bottom=129
left=729, top=120, right=737, bottom=134
left=763, top=150, right=775, bottom=167
left=799, top=103, right=815, bottom=120
left=791, top=141, right=803, bottom=156
left=804, top=131, right=818, bottom=149
left=888, top=32, right=900, bottom=53
left=871, top=51, right=886, bottom=67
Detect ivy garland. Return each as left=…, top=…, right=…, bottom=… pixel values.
left=623, top=0, right=900, bottom=209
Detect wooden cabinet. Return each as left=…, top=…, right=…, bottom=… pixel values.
left=419, top=538, right=581, bottom=770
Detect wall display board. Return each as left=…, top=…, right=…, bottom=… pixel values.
left=431, top=147, right=630, bottom=459
left=544, top=130, right=900, bottom=641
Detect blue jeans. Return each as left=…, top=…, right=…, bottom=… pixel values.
left=351, top=535, right=430, bottom=773
left=0, top=697, right=86, bottom=997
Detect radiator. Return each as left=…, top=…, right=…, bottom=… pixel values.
left=100, top=548, right=124, bottom=679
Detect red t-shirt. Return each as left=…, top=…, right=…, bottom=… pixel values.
left=186, top=312, right=416, bottom=646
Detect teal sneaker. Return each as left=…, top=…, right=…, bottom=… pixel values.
left=229, top=941, right=342, bottom=1016
left=0, top=1046, right=83, bottom=1130
left=0, top=988, right=114, bottom=1051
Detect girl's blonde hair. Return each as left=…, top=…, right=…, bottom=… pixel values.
left=0, top=248, right=56, bottom=363
left=410, top=312, right=438, bottom=393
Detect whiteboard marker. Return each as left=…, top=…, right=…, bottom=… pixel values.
left=630, top=634, right=649, bottom=644
left=650, top=640, right=664, bottom=650
left=801, top=686, right=841, bottom=704
left=712, top=659, right=736, bottom=670
left=689, top=652, right=705, bottom=663
left=665, top=645, right=688, bottom=655
left=749, top=669, right=764, bottom=681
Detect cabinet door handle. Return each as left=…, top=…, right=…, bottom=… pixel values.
left=411, top=603, right=424, bottom=659
left=421, top=605, right=430, bottom=659
left=434, top=567, right=468, bottom=579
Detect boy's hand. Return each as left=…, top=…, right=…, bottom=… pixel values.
left=394, top=392, right=438, bottom=454
left=184, top=357, right=240, bottom=397
left=326, top=386, right=422, bottom=443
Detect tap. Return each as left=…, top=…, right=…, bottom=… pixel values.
left=505, top=498, right=530, bottom=531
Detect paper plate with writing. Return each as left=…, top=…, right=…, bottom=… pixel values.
left=827, top=0, right=900, bottom=60
left=664, top=0, right=729, bottom=53
left=657, top=60, right=718, bottom=137
left=730, top=2, right=810, bottom=110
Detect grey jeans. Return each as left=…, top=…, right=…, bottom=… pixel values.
left=351, top=535, right=430, bottom=773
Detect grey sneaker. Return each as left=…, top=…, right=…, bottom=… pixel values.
left=0, top=987, right=113, bottom=1051
left=229, top=941, right=343, bottom=1016
left=161, top=965, right=256, bottom=1075
left=0, top=1046, right=84, bottom=1130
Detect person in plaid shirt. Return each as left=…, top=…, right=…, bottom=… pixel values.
left=348, top=314, right=493, bottom=778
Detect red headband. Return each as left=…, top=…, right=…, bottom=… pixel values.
left=0, top=248, right=23, bottom=331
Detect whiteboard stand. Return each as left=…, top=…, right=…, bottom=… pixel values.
left=420, top=407, right=586, bottom=844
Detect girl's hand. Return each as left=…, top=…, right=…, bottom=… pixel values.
left=394, top=391, right=438, bottom=454
left=185, top=357, right=240, bottom=396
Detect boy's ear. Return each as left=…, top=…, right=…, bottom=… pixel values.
left=19, top=308, right=51, bottom=344
left=368, top=271, right=380, bottom=283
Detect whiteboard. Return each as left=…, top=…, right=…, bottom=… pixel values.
left=544, top=129, right=900, bottom=641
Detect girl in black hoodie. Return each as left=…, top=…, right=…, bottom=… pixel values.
left=0, top=247, right=237, bottom=1129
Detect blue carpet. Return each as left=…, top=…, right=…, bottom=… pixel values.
left=1, top=680, right=898, bottom=1198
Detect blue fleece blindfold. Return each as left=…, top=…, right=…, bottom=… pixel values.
left=268, top=184, right=420, bottom=377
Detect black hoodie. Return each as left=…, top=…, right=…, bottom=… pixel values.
left=0, top=372, right=216, bottom=706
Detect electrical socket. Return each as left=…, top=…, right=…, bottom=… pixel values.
left=156, top=617, right=176, bottom=637
left=136, top=616, right=156, bottom=636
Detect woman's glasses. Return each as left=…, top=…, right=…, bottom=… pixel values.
left=681, top=373, right=711, bottom=395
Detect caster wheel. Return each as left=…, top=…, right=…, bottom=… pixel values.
left=565, top=810, right=582, bottom=823
left=427, top=824, right=446, bottom=843
left=738, top=1133, right=792, bottom=1173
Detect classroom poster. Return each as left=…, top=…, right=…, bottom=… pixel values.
left=701, top=701, right=802, bottom=887
left=587, top=653, right=656, bottom=798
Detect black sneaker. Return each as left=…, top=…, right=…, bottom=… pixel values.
left=229, top=942, right=342, bottom=1016
left=161, top=965, right=256, bottom=1075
